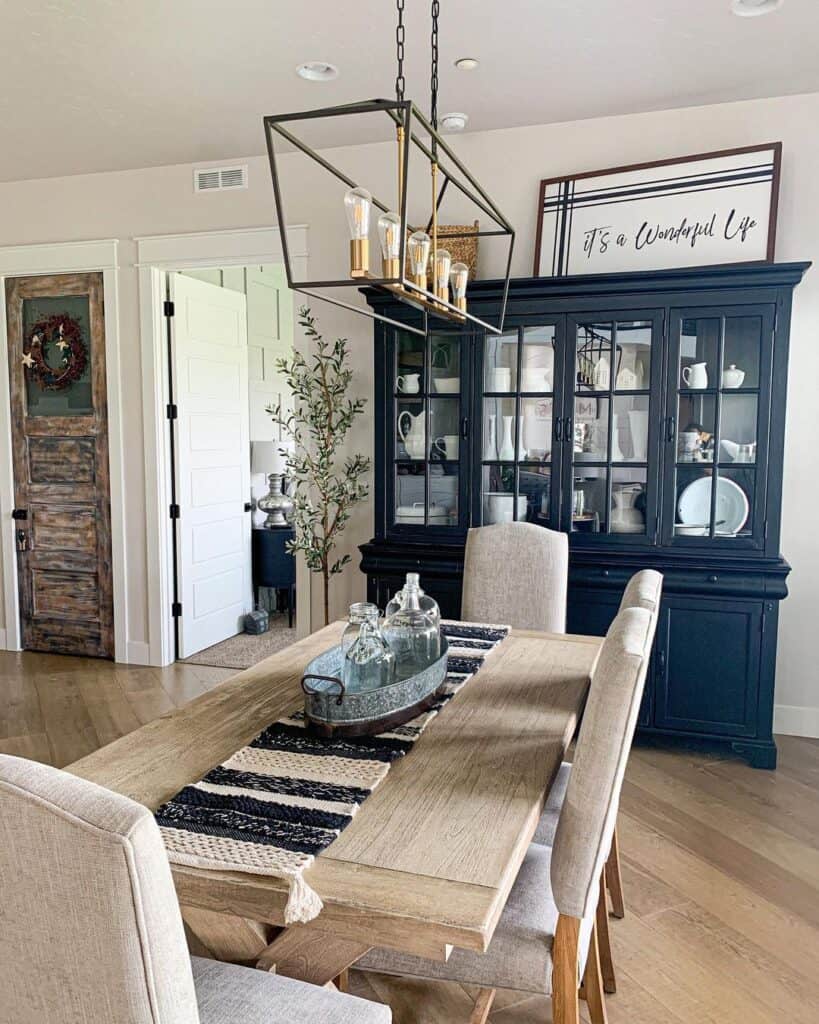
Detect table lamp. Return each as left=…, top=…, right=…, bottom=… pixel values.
left=252, top=441, right=294, bottom=528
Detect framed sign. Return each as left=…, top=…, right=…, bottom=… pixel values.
left=534, top=143, right=781, bottom=277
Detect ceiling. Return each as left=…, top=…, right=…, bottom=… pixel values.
left=1, top=0, right=817, bottom=182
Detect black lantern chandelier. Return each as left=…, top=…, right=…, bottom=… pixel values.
left=263, top=1, right=515, bottom=337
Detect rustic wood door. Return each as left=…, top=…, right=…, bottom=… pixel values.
left=5, top=273, right=114, bottom=658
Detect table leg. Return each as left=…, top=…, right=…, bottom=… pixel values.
left=182, top=907, right=276, bottom=965
left=256, top=923, right=371, bottom=984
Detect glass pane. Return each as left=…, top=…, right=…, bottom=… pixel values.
left=679, top=317, right=719, bottom=390
left=611, top=469, right=647, bottom=535
left=612, top=395, right=649, bottom=463
left=718, top=467, right=754, bottom=538
left=396, top=330, right=424, bottom=393
left=576, top=322, right=612, bottom=391
left=723, top=316, right=761, bottom=390
left=719, top=393, right=758, bottom=464
left=521, top=326, right=555, bottom=392
left=429, top=397, right=460, bottom=460
left=430, top=335, right=460, bottom=394
left=395, top=398, right=425, bottom=461
left=483, top=397, right=518, bottom=461
left=429, top=463, right=458, bottom=526
left=614, top=321, right=651, bottom=390
left=677, top=394, right=716, bottom=464
left=519, top=464, right=552, bottom=525
left=484, top=331, right=518, bottom=392
left=572, top=467, right=606, bottom=533
left=520, top=397, right=554, bottom=463
left=573, top=396, right=609, bottom=462
left=394, top=465, right=426, bottom=526
left=482, top=464, right=523, bottom=524
left=23, top=294, right=93, bottom=417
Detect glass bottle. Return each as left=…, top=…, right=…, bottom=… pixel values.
left=342, top=605, right=395, bottom=694
left=341, top=602, right=381, bottom=655
left=384, top=573, right=441, bottom=628
left=382, top=578, right=440, bottom=679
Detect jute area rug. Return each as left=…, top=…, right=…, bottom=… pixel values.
left=182, top=615, right=296, bottom=670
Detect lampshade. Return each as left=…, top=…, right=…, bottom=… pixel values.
left=251, top=441, right=287, bottom=476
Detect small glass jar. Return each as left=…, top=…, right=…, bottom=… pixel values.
left=343, top=606, right=395, bottom=694
left=341, top=602, right=381, bottom=655
left=382, top=578, right=440, bottom=679
left=384, top=573, right=441, bottom=628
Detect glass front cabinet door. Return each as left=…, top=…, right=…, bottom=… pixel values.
left=662, top=305, right=774, bottom=550
left=562, top=311, right=665, bottom=545
left=476, top=322, right=564, bottom=530
left=388, top=327, right=470, bottom=536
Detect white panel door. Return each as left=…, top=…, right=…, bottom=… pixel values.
left=169, top=273, right=252, bottom=658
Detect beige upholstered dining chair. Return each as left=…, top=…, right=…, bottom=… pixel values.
left=357, top=604, right=657, bottom=1024
left=0, top=754, right=390, bottom=1024
left=461, top=522, right=569, bottom=632
left=534, top=570, right=663, bottom=951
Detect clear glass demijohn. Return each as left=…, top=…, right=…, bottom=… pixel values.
left=382, top=577, right=440, bottom=679
left=342, top=604, right=395, bottom=694
left=384, top=573, right=441, bottom=627
left=341, top=602, right=381, bottom=655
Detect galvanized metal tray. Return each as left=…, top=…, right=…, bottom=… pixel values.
left=300, top=636, right=449, bottom=738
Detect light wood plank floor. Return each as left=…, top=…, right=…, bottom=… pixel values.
left=2, top=649, right=818, bottom=1023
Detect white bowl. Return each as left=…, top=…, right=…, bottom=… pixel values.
left=433, top=377, right=459, bottom=394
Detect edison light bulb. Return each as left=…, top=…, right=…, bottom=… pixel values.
left=450, top=261, right=469, bottom=312
left=344, top=186, right=372, bottom=277
left=377, top=211, right=401, bottom=278
left=407, top=230, right=431, bottom=291
left=433, top=248, right=452, bottom=303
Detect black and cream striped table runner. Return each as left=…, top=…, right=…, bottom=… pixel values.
left=156, top=621, right=509, bottom=923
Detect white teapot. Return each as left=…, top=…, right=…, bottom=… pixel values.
left=682, top=361, right=708, bottom=389
left=721, top=364, right=745, bottom=389
left=398, top=409, right=426, bottom=460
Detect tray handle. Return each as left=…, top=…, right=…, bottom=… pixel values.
left=301, top=673, right=346, bottom=706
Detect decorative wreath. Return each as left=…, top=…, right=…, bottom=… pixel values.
left=21, top=313, right=87, bottom=391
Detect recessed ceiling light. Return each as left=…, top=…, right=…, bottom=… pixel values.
left=296, top=61, right=339, bottom=82
left=731, top=0, right=783, bottom=16
left=440, top=112, right=469, bottom=132
left=454, top=57, right=479, bottom=70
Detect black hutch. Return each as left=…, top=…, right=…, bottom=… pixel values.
left=360, top=262, right=809, bottom=767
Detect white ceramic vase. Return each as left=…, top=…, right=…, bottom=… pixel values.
left=628, top=409, right=649, bottom=461
left=499, top=415, right=515, bottom=460
left=484, top=414, right=498, bottom=460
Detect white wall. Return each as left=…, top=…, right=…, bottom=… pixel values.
left=0, top=91, right=817, bottom=730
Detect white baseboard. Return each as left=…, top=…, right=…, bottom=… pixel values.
left=123, top=640, right=152, bottom=666
left=774, top=704, right=819, bottom=739
left=0, top=627, right=7, bottom=650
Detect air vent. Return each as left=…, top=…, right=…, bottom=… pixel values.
left=194, top=165, right=248, bottom=193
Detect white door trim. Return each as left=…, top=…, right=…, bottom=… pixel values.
left=0, top=239, right=129, bottom=661
left=137, top=225, right=309, bottom=666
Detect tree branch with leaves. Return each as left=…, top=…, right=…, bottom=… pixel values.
left=267, top=307, right=371, bottom=626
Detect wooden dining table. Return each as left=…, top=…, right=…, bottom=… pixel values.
left=67, top=621, right=600, bottom=985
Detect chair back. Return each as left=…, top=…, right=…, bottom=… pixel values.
left=550, top=605, right=658, bottom=921
left=461, top=522, right=568, bottom=631
left=619, top=569, right=663, bottom=616
left=0, top=755, right=199, bottom=1024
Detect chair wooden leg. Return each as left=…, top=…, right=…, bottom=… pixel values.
left=582, top=918, right=609, bottom=1024
left=596, top=873, right=616, bottom=994
left=552, top=915, right=581, bottom=1024
left=469, top=988, right=496, bottom=1024
left=605, top=825, right=625, bottom=919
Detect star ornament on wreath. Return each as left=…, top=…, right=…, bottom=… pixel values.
left=21, top=313, right=87, bottom=391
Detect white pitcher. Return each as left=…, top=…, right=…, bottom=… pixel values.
left=398, top=409, right=425, bottom=460
left=682, top=362, right=708, bottom=389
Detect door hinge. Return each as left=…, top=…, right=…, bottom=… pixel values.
left=163, top=299, right=175, bottom=317
left=169, top=503, right=180, bottom=519
left=166, top=403, right=178, bottom=420
left=171, top=601, right=182, bottom=618
left=11, top=508, right=27, bottom=520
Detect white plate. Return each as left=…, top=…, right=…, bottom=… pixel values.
left=678, top=477, right=749, bottom=535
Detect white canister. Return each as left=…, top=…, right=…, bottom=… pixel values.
left=486, top=493, right=528, bottom=524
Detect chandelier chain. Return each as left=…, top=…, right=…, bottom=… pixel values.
left=430, top=0, right=440, bottom=131
left=395, top=0, right=406, bottom=102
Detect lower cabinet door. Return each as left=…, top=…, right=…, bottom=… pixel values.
left=653, top=595, right=762, bottom=737
left=568, top=585, right=653, bottom=727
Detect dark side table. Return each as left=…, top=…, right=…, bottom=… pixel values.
left=252, top=527, right=296, bottom=628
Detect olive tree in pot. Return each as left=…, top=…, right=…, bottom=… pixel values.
left=268, top=307, right=371, bottom=627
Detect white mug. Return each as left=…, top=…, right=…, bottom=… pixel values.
left=396, top=373, right=420, bottom=394
left=433, top=434, right=459, bottom=460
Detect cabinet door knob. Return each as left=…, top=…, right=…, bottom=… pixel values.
left=601, top=569, right=610, bottom=578
left=708, top=574, right=718, bottom=583
left=555, top=418, right=563, bottom=443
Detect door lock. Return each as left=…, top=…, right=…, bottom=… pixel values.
left=15, top=529, right=28, bottom=552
